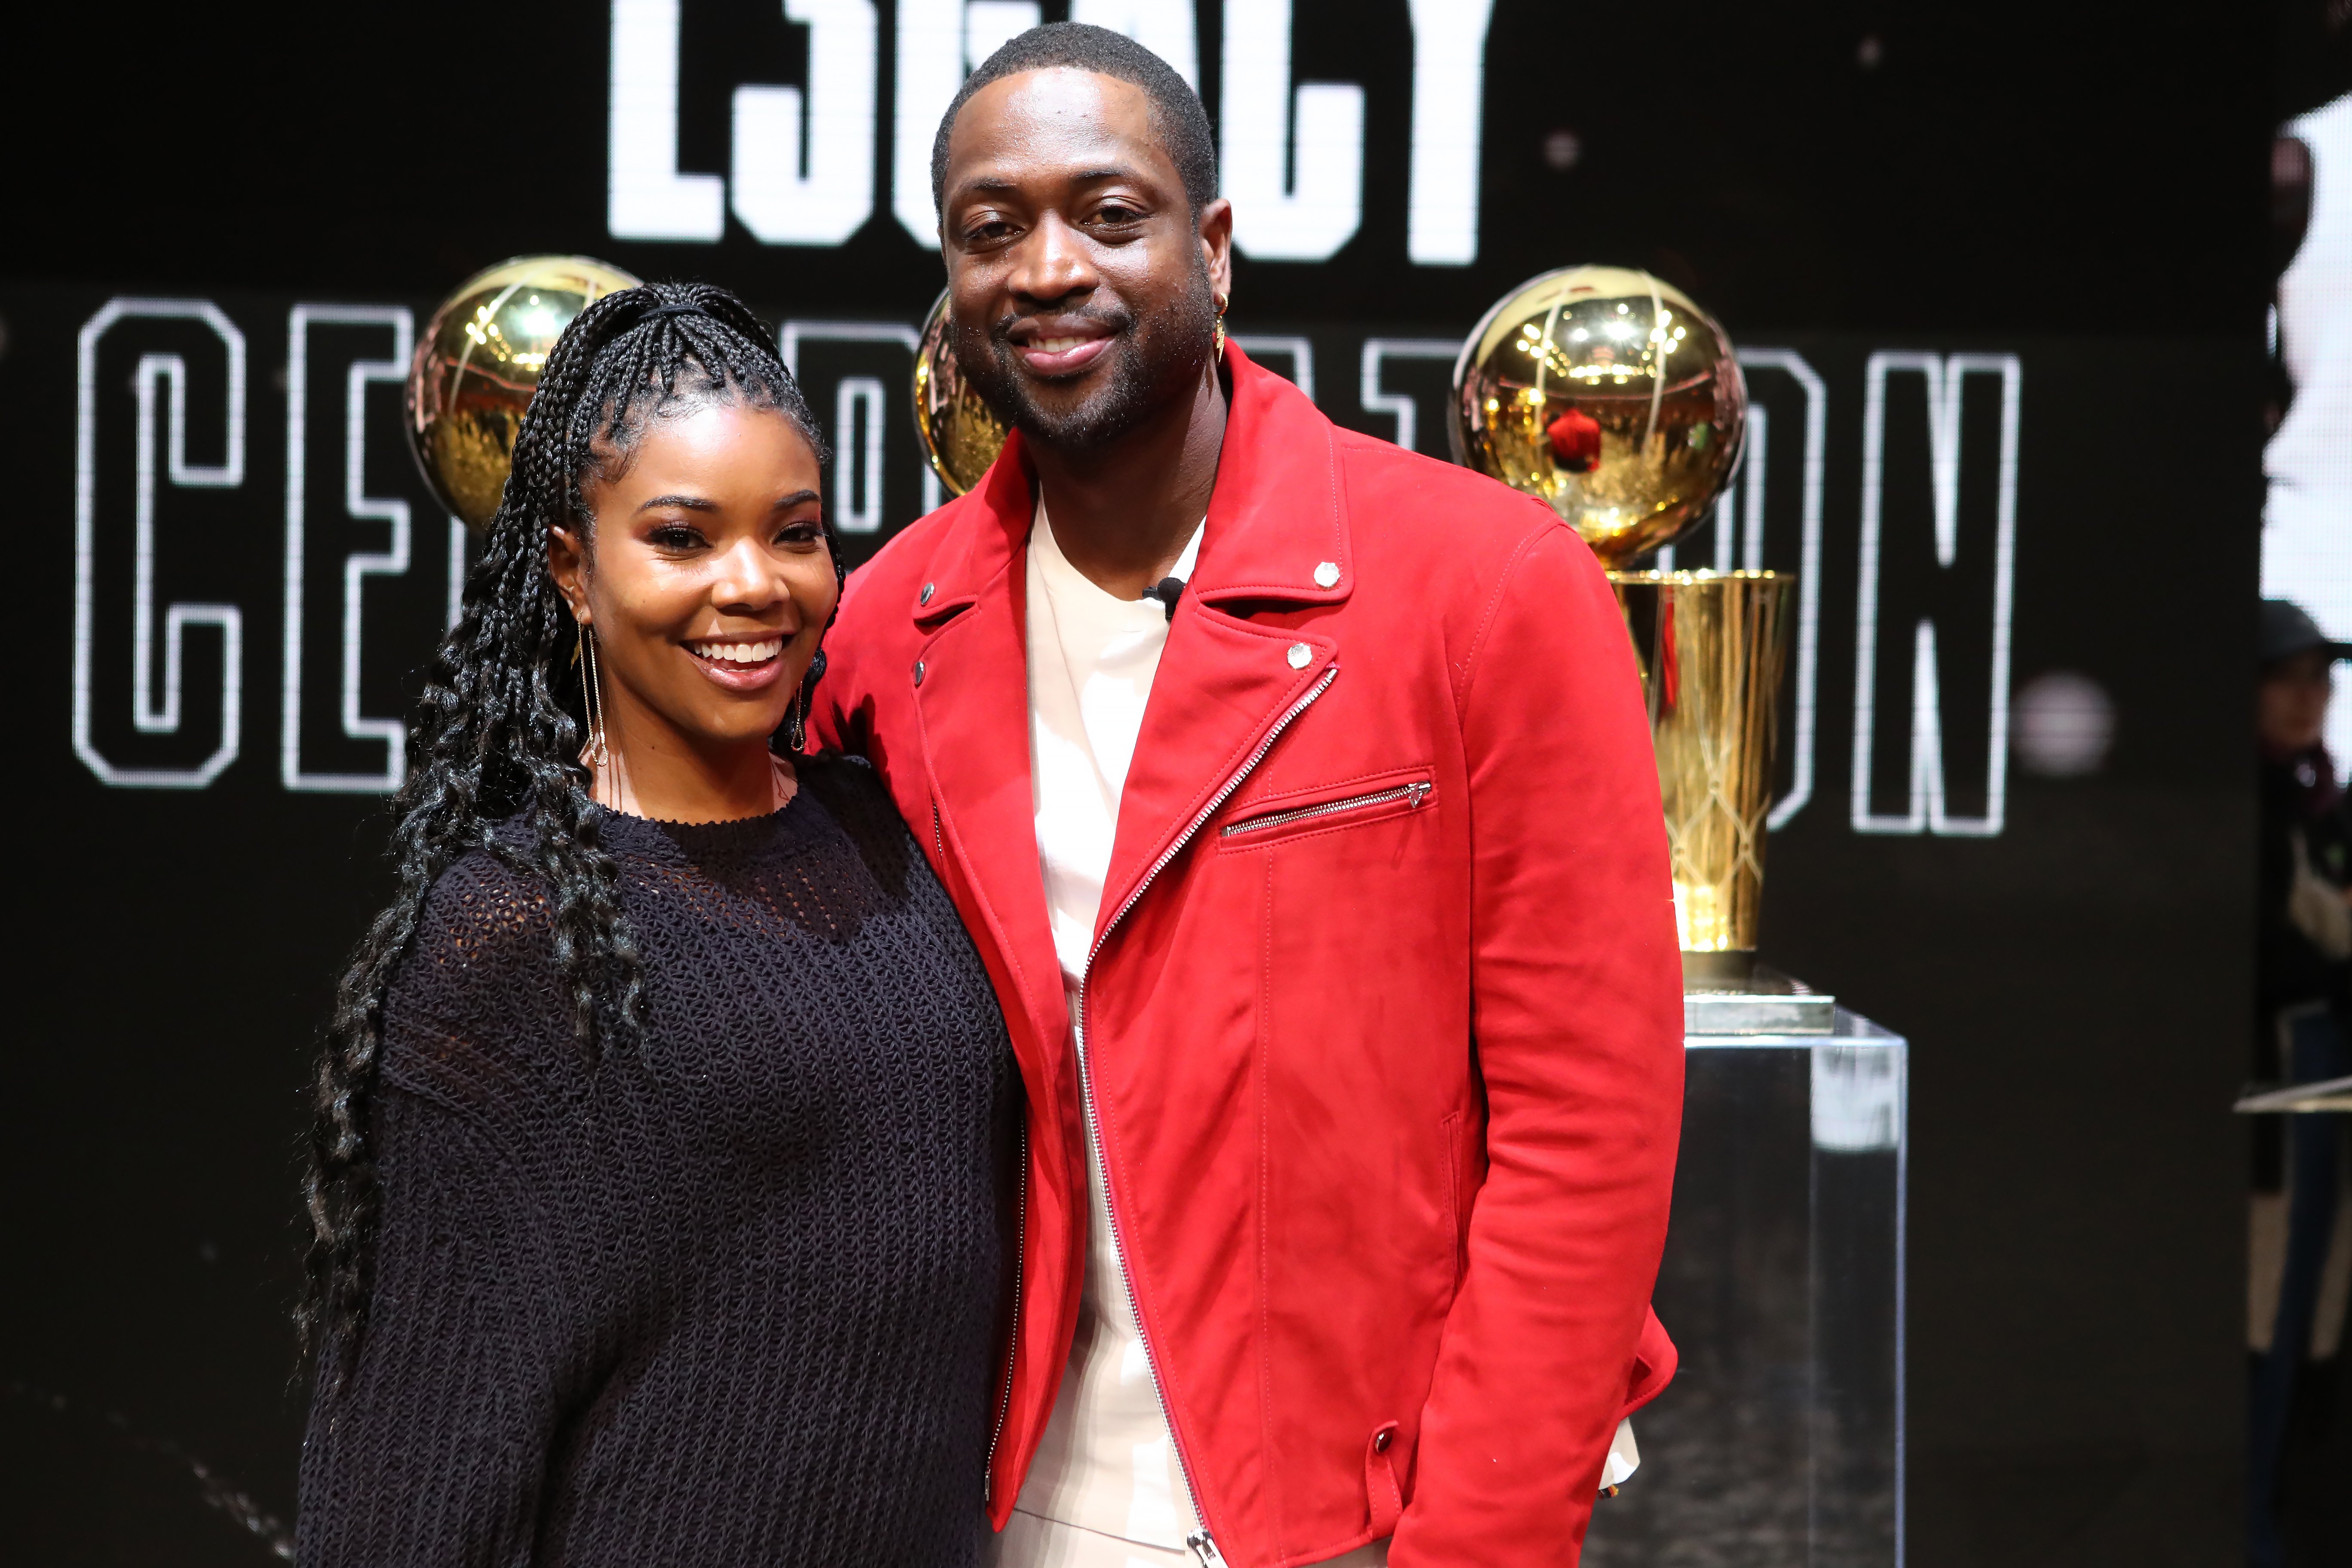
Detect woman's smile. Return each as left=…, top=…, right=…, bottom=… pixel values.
left=685, top=633, right=788, bottom=692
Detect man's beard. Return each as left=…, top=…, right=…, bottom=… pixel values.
left=955, top=269, right=1217, bottom=453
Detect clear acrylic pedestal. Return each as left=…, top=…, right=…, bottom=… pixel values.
left=1583, top=1006, right=1907, bottom=1568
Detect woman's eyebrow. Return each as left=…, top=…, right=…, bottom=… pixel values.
left=772, top=490, right=821, bottom=510
left=636, top=493, right=719, bottom=513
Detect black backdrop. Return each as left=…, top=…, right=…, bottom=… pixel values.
left=0, top=3, right=2289, bottom=1564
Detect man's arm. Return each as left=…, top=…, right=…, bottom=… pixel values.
left=1391, top=521, right=1684, bottom=1562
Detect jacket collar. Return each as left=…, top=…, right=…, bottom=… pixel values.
left=910, top=346, right=1356, bottom=1057
left=908, top=343, right=1356, bottom=627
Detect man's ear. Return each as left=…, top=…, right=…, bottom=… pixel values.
left=1198, top=197, right=1234, bottom=300
left=547, top=526, right=590, bottom=624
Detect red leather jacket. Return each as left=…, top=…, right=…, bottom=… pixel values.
left=814, top=348, right=1683, bottom=1565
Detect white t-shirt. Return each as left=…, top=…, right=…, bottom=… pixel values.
left=999, top=502, right=1632, bottom=1568
left=1007, top=502, right=1210, bottom=1564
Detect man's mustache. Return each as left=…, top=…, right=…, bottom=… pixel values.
left=986, top=303, right=1135, bottom=347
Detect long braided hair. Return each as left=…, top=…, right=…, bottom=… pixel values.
left=299, top=281, right=835, bottom=1374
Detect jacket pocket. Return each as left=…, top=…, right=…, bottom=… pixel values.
left=1217, top=769, right=1434, bottom=852
left=1439, top=1111, right=1467, bottom=1280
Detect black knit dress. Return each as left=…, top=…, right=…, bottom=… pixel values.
left=297, top=756, right=1016, bottom=1567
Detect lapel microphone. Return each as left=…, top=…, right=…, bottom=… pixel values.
left=1144, top=576, right=1185, bottom=622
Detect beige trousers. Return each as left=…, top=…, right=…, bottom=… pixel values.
left=990, top=1509, right=1390, bottom=1568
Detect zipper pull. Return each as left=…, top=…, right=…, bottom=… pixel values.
left=1186, top=1531, right=1225, bottom=1565
left=1406, top=782, right=1432, bottom=807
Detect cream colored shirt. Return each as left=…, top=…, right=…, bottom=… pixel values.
left=1008, top=503, right=1209, bottom=1562
left=1000, top=502, right=1632, bottom=1568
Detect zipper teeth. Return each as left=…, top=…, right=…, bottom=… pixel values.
left=983, top=1116, right=1027, bottom=1500
left=1219, top=780, right=1430, bottom=838
left=1073, top=662, right=1338, bottom=1560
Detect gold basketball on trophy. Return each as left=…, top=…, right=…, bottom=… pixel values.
left=913, top=288, right=1011, bottom=497
left=405, top=256, right=643, bottom=531
left=1451, top=266, right=1745, bottom=568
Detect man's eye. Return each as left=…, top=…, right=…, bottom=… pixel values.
left=1093, top=202, right=1143, bottom=226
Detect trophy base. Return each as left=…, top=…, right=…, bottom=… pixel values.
left=1684, top=961, right=1836, bottom=1036
left=1681, top=948, right=1756, bottom=983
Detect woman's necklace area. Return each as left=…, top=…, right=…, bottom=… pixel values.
left=586, top=747, right=799, bottom=820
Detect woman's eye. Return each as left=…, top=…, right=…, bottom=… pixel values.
left=777, top=521, right=824, bottom=547
left=648, top=525, right=704, bottom=550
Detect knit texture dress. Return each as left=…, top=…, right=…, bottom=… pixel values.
left=297, top=756, right=1017, bottom=1567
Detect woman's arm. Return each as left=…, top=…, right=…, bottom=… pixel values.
left=297, top=1071, right=573, bottom=1568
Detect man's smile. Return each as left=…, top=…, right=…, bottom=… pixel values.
left=1007, top=315, right=1115, bottom=377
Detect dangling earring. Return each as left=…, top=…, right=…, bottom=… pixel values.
left=787, top=646, right=826, bottom=756
left=1213, top=291, right=1228, bottom=362
left=579, top=622, right=610, bottom=770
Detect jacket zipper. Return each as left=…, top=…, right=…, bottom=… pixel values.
left=983, top=1116, right=1027, bottom=1504
left=1219, top=780, right=1430, bottom=839
left=1073, top=663, right=1338, bottom=1568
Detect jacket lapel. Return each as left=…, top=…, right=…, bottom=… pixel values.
left=1097, top=349, right=1357, bottom=936
left=911, top=438, right=1072, bottom=1093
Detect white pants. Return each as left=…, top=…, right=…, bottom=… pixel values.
left=990, top=1510, right=1390, bottom=1568
left=989, top=1418, right=1637, bottom=1566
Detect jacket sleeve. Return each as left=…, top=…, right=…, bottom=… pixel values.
left=297, top=1067, right=571, bottom=1568
left=810, top=560, right=880, bottom=760
left=1391, top=521, right=1685, bottom=1563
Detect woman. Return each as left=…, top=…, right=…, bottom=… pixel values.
left=296, top=283, right=1016, bottom=1565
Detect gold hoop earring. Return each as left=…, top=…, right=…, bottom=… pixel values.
left=1213, top=291, right=1228, bottom=362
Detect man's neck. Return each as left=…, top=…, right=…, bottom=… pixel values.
left=1031, top=365, right=1226, bottom=601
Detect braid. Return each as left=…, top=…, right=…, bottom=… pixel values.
left=299, top=281, right=834, bottom=1377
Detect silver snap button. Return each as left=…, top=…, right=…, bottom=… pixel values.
left=919, top=582, right=935, bottom=606
left=913, top=660, right=926, bottom=686
left=1314, top=561, right=1340, bottom=588
left=1286, top=642, right=1312, bottom=670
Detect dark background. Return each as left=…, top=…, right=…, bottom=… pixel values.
left=0, top=1, right=2316, bottom=1563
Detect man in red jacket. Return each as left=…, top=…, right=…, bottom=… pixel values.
left=813, top=23, right=1684, bottom=1567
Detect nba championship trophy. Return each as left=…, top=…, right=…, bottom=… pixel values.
left=404, top=255, right=642, bottom=527
left=1455, top=279, right=1906, bottom=1567
left=1452, top=266, right=1807, bottom=1005
left=913, top=288, right=1010, bottom=498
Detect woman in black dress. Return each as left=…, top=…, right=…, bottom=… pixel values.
left=296, top=283, right=1015, bottom=1565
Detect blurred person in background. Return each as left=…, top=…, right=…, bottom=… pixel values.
left=2250, top=598, right=2352, bottom=1567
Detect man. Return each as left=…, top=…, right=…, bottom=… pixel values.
left=815, top=24, right=1683, bottom=1566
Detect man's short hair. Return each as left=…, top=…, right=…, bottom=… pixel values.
left=930, top=22, right=1219, bottom=217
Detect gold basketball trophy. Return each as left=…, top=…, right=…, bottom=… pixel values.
left=404, top=255, right=643, bottom=528
left=1453, top=267, right=1809, bottom=1012
left=913, top=289, right=1010, bottom=498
